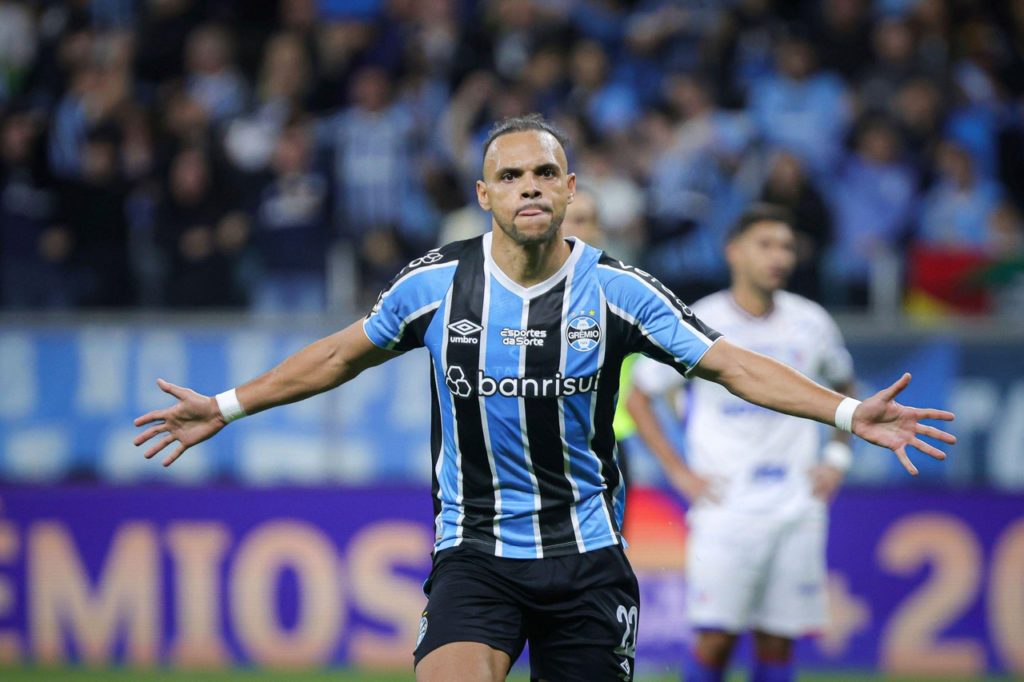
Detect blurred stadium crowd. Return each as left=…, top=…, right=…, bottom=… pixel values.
left=2, top=0, right=1024, bottom=316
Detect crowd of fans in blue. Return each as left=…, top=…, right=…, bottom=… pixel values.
left=1, top=0, right=1022, bottom=314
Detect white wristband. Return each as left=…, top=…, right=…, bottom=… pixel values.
left=822, top=441, right=853, bottom=473
left=834, top=397, right=860, bottom=433
left=215, top=389, right=247, bottom=423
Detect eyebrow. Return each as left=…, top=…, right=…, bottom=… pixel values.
left=493, top=162, right=562, bottom=178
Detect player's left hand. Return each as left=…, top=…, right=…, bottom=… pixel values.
left=851, top=372, right=956, bottom=476
left=810, top=464, right=844, bottom=501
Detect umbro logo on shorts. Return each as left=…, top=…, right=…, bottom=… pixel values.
left=448, top=319, right=482, bottom=344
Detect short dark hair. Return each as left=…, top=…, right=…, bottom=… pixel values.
left=482, top=114, right=570, bottom=162
left=727, top=203, right=795, bottom=241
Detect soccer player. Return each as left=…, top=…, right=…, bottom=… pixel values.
left=627, top=204, right=861, bottom=682
left=133, top=115, right=955, bottom=682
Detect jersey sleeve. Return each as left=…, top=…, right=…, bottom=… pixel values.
left=362, top=248, right=457, bottom=352
left=599, top=257, right=722, bottom=376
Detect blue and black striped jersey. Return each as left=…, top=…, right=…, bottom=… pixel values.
left=363, top=233, right=721, bottom=558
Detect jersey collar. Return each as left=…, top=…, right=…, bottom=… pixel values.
left=482, top=232, right=585, bottom=299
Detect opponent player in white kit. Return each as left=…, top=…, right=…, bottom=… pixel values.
left=628, top=204, right=856, bottom=682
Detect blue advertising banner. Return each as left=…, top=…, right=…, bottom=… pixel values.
left=0, top=485, right=1020, bottom=676
left=1, top=322, right=1023, bottom=487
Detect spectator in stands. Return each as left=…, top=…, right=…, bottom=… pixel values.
left=321, top=66, right=413, bottom=241
left=576, top=142, right=645, bottom=263
left=0, top=106, right=69, bottom=309
left=622, top=0, right=715, bottom=97
left=160, top=85, right=213, bottom=153
left=565, top=39, right=640, bottom=136
left=749, top=30, right=851, bottom=176
left=224, top=31, right=312, bottom=174
left=760, top=150, right=833, bottom=302
left=56, top=124, right=133, bottom=307
left=812, top=0, right=873, bottom=83
left=645, top=74, right=749, bottom=302
left=859, top=16, right=926, bottom=113
left=155, top=146, right=248, bottom=308
left=827, top=116, right=916, bottom=307
left=704, top=0, right=781, bottom=106
left=183, top=24, right=246, bottom=124
left=0, top=2, right=36, bottom=104
left=250, top=121, right=331, bottom=313
left=945, top=18, right=1007, bottom=180
left=918, top=139, right=1004, bottom=251
left=891, top=77, right=945, bottom=180
left=911, top=0, right=953, bottom=78
left=134, top=0, right=202, bottom=86
left=0, top=0, right=1019, bottom=318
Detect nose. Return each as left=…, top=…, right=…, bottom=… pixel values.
left=520, top=174, right=541, bottom=198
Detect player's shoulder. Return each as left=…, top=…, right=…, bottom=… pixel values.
left=392, top=237, right=474, bottom=281
left=371, top=237, right=474, bottom=307
left=691, top=290, right=730, bottom=316
left=595, top=253, right=665, bottom=292
left=775, top=290, right=835, bottom=324
left=419, top=235, right=481, bottom=267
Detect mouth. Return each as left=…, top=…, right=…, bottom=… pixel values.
left=517, top=206, right=550, bottom=217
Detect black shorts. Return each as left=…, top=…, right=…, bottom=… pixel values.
left=413, top=543, right=640, bottom=681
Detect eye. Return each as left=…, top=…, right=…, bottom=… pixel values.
left=501, top=172, right=514, bottom=182
left=542, top=168, right=555, bottom=177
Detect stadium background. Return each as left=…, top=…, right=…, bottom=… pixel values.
left=0, top=0, right=1022, bottom=680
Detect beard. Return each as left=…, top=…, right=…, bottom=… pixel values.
left=494, top=207, right=566, bottom=246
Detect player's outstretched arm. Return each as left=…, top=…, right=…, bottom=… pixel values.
left=690, top=339, right=955, bottom=475
left=133, top=320, right=397, bottom=467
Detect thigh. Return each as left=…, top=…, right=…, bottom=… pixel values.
left=527, top=546, right=641, bottom=682
left=416, top=641, right=511, bottom=682
left=685, top=511, right=773, bottom=632
left=753, top=512, right=828, bottom=636
left=413, top=548, right=527, bottom=668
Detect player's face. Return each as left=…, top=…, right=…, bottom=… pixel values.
left=728, top=221, right=797, bottom=293
left=476, top=130, right=576, bottom=246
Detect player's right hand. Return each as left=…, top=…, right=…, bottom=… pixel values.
left=133, top=378, right=225, bottom=467
left=667, top=464, right=719, bottom=505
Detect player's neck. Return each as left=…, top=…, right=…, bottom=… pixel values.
left=730, top=283, right=775, bottom=318
left=490, top=229, right=572, bottom=288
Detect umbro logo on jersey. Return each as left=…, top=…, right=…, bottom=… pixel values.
left=448, top=319, right=482, bottom=344
left=406, top=250, right=443, bottom=269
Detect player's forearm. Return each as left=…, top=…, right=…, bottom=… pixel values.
left=230, top=323, right=392, bottom=417
left=626, top=388, right=689, bottom=474
left=230, top=337, right=347, bottom=416
left=693, top=340, right=845, bottom=428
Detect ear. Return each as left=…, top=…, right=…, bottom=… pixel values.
left=476, top=179, right=490, bottom=211
left=566, top=173, right=576, bottom=202
left=724, top=238, right=739, bottom=266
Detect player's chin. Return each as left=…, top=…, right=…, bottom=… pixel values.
left=510, top=219, right=558, bottom=244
